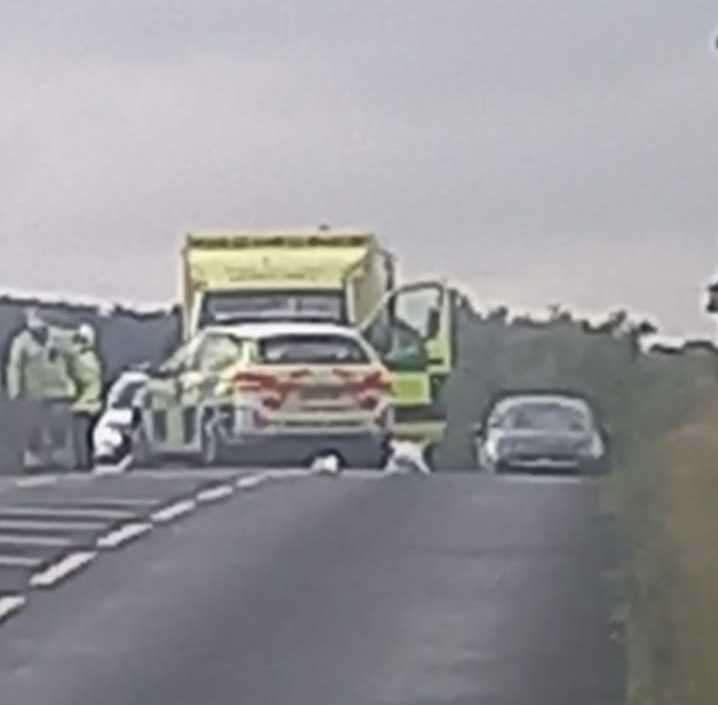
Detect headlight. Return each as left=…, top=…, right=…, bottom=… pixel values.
left=579, top=434, right=604, bottom=458
left=484, top=437, right=501, bottom=461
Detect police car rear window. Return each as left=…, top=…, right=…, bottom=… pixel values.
left=257, top=334, right=369, bottom=365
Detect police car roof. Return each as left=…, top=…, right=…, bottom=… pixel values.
left=199, top=321, right=363, bottom=340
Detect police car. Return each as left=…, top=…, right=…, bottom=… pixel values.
left=102, top=322, right=395, bottom=469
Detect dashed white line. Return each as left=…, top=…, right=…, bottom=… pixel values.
left=236, top=474, right=268, bottom=490
left=0, top=595, right=27, bottom=621
left=151, top=499, right=197, bottom=524
left=97, top=522, right=152, bottom=549
left=30, top=551, right=97, bottom=588
left=265, top=469, right=313, bottom=480
left=197, top=485, right=234, bottom=504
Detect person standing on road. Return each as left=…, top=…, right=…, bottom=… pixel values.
left=68, top=323, right=103, bottom=471
left=5, top=307, right=78, bottom=467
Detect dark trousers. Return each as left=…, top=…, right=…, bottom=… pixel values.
left=71, top=412, right=97, bottom=471
left=25, top=401, right=73, bottom=469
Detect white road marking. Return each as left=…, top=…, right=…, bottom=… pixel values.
left=0, top=519, right=106, bottom=532
left=0, top=534, right=73, bottom=548
left=15, top=476, right=58, bottom=488
left=0, top=555, right=44, bottom=568
left=236, top=474, right=267, bottom=490
left=97, top=523, right=152, bottom=549
left=265, top=469, right=313, bottom=480
left=0, top=595, right=27, bottom=621
left=30, top=551, right=97, bottom=588
left=196, top=485, right=234, bottom=504
left=0, top=507, right=135, bottom=520
left=14, top=497, right=159, bottom=508
left=151, top=500, right=197, bottom=524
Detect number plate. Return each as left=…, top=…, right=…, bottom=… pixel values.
left=301, top=385, right=343, bottom=400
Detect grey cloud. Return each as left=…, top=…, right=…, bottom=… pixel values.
left=1, top=0, right=717, bottom=335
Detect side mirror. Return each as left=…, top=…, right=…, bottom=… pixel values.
left=426, top=308, right=441, bottom=339
left=473, top=421, right=485, bottom=438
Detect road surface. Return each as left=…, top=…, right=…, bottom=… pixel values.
left=0, top=469, right=625, bottom=704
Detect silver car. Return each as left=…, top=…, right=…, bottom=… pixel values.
left=475, top=392, right=609, bottom=475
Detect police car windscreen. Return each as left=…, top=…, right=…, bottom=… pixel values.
left=258, top=334, right=370, bottom=365
left=201, top=291, right=344, bottom=324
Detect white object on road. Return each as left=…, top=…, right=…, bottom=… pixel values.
left=383, top=440, right=432, bottom=475
left=310, top=453, right=342, bottom=475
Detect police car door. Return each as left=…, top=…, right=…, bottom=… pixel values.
left=144, top=338, right=201, bottom=456
left=359, top=281, right=452, bottom=434
left=176, top=333, right=245, bottom=454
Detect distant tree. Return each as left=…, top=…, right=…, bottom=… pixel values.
left=486, top=305, right=509, bottom=324
left=548, top=303, right=573, bottom=322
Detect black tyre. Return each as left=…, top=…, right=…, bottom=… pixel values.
left=495, top=460, right=512, bottom=475
left=130, top=426, right=155, bottom=469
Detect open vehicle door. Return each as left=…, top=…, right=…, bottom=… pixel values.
left=359, top=280, right=454, bottom=440
left=141, top=338, right=204, bottom=455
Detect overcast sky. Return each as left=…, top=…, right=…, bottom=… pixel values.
left=2, top=1, right=717, bottom=334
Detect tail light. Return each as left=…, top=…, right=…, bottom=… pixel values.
left=348, top=370, right=392, bottom=395
left=232, top=372, right=280, bottom=393
left=233, top=371, right=295, bottom=410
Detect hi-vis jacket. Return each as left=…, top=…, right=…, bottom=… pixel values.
left=69, top=345, right=103, bottom=414
left=6, top=329, right=77, bottom=402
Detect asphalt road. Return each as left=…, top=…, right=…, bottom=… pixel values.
left=0, top=470, right=625, bottom=705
